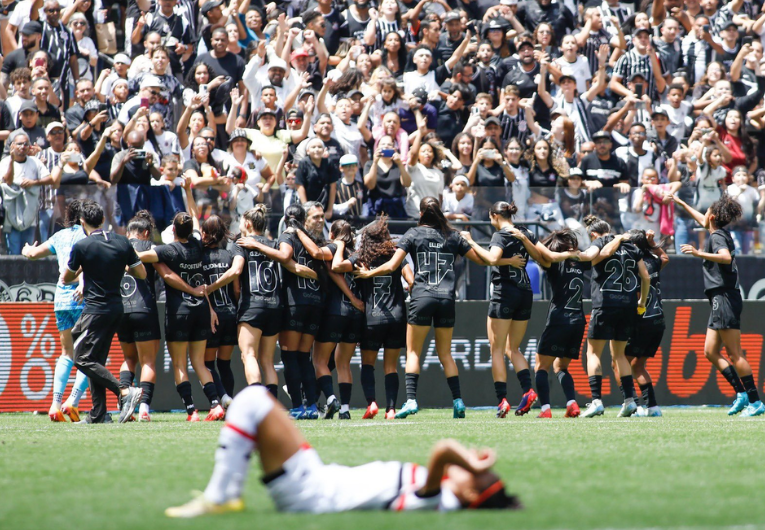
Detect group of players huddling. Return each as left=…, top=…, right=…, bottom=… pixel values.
left=29, top=182, right=765, bottom=425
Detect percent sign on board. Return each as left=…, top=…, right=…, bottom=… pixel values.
left=21, top=314, right=57, bottom=358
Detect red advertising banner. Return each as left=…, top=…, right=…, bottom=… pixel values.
left=0, top=303, right=125, bottom=413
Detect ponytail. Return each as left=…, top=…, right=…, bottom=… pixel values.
left=489, top=201, right=518, bottom=219
left=243, top=204, right=269, bottom=235
left=418, top=196, right=452, bottom=235
left=583, top=214, right=610, bottom=236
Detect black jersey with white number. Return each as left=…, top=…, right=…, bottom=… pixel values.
left=640, top=252, right=664, bottom=321
left=155, top=237, right=206, bottom=315
left=203, top=247, right=237, bottom=318
left=350, top=254, right=406, bottom=326
left=121, top=238, right=157, bottom=314
left=397, top=227, right=471, bottom=300
left=590, top=236, right=643, bottom=309
left=489, top=226, right=538, bottom=298
left=325, top=243, right=363, bottom=317
left=545, top=259, right=590, bottom=325
left=703, top=228, right=739, bottom=294
left=278, top=230, right=323, bottom=306
left=234, top=237, right=282, bottom=318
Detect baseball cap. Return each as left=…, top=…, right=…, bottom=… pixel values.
left=500, top=0, right=518, bottom=5
left=347, top=89, right=364, bottom=99
left=20, top=21, right=42, bottom=36
left=229, top=128, right=251, bottom=143
left=140, top=75, right=163, bottom=89
left=256, top=108, right=277, bottom=120
left=291, top=48, right=309, bottom=61
left=628, top=71, right=647, bottom=82
left=568, top=167, right=584, bottom=178
left=19, top=100, right=39, bottom=114
left=632, top=27, right=651, bottom=37
left=558, top=69, right=577, bottom=84
left=45, top=121, right=65, bottom=135
left=298, top=89, right=315, bottom=100
left=113, top=53, right=131, bottom=65
left=485, top=117, right=501, bottom=128
left=340, top=154, right=359, bottom=166
left=287, top=108, right=304, bottom=120
left=592, top=130, right=612, bottom=141
left=201, top=0, right=223, bottom=15
left=651, top=107, right=669, bottom=119
left=268, top=58, right=288, bottom=71
left=84, top=100, right=101, bottom=113
left=444, top=11, right=461, bottom=23
left=412, top=86, right=428, bottom=104
left=722, top=20, right=738, bottom=31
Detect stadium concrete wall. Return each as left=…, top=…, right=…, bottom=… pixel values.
left=1, top=301, right=763, bottom=412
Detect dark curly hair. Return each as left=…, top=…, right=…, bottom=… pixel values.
left=709, top=194, right=742, bottom=228
left=356, top=215, right=397, bottom=268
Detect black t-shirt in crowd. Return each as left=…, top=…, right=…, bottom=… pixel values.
left=155, top=237, right=207, bottom=315
left=640, top=252, right=664, bottom=321
left=67, top=230, right=141, bottom=315
left=234, top=236, right=282, bottom=319
left=434, top=100, right=465, bottom=150
left=703, top=228, right=739, bottom=295
left=528, top=165, right=560, bottom=188
left=589, top=235, right=642, bottom=309
left=295, top=157, right=339, bottom=209
left=278, top=230, right=323, bottom=306
left=196, top=51, right=246, bottom=105
left=476, top=163, right=505, bottom=187
left=1, top=48, right=29, bottom=77
left=349, top=254, right=406, bottom=326
left=203, top=246, right=236, bottom=318
left=489, top=226, right=538, bottom=297
left=545, top=258, right=589, bottom=325
left=580, top=152, right=629, bottom=187
left=364, top=160, right=405, bottom=201
left=121, top=238, right=157, bottom=314
left=397, top=226, right=471, bottom=300
left=324, top=243, right=363, bottom=317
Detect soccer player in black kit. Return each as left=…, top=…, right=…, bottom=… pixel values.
left=579, top=215, right=650, bottom=418
left=200, top=216, right=238, bottom=410
left=333, top=215, right=414, bottom=420
left=622, top=229, right=668, bottom=418
left=138, top=205, right=225, bottom=422
left=355, top=197, right=486, bottom=419
left=293, top=220, right=366, bottom=420
left=671, top=194, right=765, bottom=417
left=237, top=203, right=325, bottom=419
left=117, top=211, right=163, bottom=422
left=213, top=206, right=317, bottom=395
left=462, top=202, right=576, bottom=418
left=62, top=200, right=146, bottom=424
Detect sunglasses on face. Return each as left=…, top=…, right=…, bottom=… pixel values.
left=149, top=90, right=160, bottom=96
left=287, top=118, right=302, bottom=124
left=46, top=7, right=60, bottom=12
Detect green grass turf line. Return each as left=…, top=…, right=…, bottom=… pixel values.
left=2, top=408, right=764, bottom=530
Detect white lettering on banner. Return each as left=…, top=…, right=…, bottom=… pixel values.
left=748, top=279, right=765, bottom=300
left=0, top=314, right=11, bottom=395
left=451, top=340, right=471, bottom=370
left=473, top=339, right=492, bottom=370
left=20, top=314, right=56, bottom=400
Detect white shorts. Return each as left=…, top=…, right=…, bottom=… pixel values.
left=266, top=449, right=429, bottom=513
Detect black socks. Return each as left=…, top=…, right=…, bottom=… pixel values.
left=139, top=381, right=155, bottom=405
left=589, top=375, right=602, bottom=400
left=217, top=359, right=234, bottom=397
left=176, top=381, right=195, bottom=415
left=741, top=374, right=760, bottom=404
left=318, top=375, right=334, bottom=400
left=639, top=382, right=658, bottom=408
left=556, top=369, right=576, bottom=402
left=722, top=365, right=745, bottom=393
left=266, top=384, right=278, bottom=398
left=536, top=370, right=550, bottom=406
left=405, top=373, right=419, bottom=401
left=494, top=381, right=507, bottom=402
left=339, top=382, right=352, bottom=406
left=297, top=351, right=316, bottom=406
left=119, top=370, right=134, bottom=389
left=361, top=364, right=376, bottom=405
left=384, top=373, right=398, bottom=411
left=446, top=376, right=461, bottom=400
left=202, top=382, right=220, bottom=408
left=281, top=350, right=302, bottom=408
left=620, top=376, right=635, bottom=399
left=205, top=361, right=226, bottom=400
left=516, top=369, right=532, bottom=393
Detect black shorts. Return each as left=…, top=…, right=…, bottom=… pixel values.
left=587, top=307, right=636, bottom=341
left=165, top=308, right=212, bottom=343
left=207, top=315, right=238, bottom=348
left=408, top=297, right=455, bottom=328
left=488, top=289, right=533, bottom=321
left=538, top=321, right=585, bottom=359
left=707, top=289, right=742, bottom=330
left=239, top=308, right=282, bottom=337
left=316, top=313, right=365, bottom=344
left=282, top=305, right=322, bottom=335
left=117, top=312, right=161, bottom=343
left=360, top=321, right=407, bottom=351
left=626, top=318, right=665, bottom=358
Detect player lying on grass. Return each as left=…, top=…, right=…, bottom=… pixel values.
left=166, top=386, right=521, bottom=517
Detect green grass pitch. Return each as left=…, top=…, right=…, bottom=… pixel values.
left=2, top=408, right=765, bottom=530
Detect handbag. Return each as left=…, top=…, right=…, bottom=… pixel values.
left=95, top=22, right=118, bottom=55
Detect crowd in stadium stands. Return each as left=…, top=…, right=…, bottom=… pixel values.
left=1, top=0, right=765, bottom=256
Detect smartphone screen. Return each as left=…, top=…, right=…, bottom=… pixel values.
left=140, top=97, right=149, bottom=108
left=634, top=83, right=644, bottom=98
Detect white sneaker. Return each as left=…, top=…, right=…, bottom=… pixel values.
left=635, top=406, right=648, bottom=417
left=618, top=399, right=637, bottom=417
left=582, top=399, right=604, bottom=418
left=647, top=406, right=662, bottom=417
left=221, top=394, right=233, bottom=409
